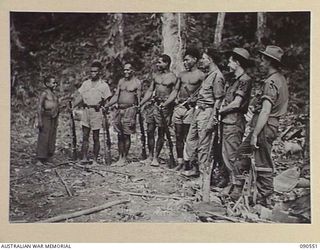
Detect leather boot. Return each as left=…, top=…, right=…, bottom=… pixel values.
left=212, top=166, right=229, bottom=188
left=229, top=177, right=244, bottom=201
left=182, top=161, right=200, bottom=177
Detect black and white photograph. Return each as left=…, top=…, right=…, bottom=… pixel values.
left=9, top=11, right=310, bottom=224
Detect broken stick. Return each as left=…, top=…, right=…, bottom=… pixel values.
left=55, top=169, right=73, bottom=197
left=109, top=188, right=194, bottom=201
left=73, top=164, right=105, bottom=177
left=38, top=200, right=130, bottom=223
left=204, top=211, right=245, bottom=223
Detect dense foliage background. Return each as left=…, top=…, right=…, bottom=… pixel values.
left=10, top=12, right=310, bottom=110
left=9, top=12, right=310, bottom=223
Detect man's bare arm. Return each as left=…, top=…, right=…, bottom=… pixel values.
left=72, top=90, right=83, bottom=108
left=106, top=85, right=120, bottom=108
left=163, top=77, right=180, bottom=107
left=37, top=91, right=46, bottom=127
left=219, top=95, right=242, bottom=114
left=251, top=99, right=272, bottom=148
left=140, top=80, right=155, bottom=107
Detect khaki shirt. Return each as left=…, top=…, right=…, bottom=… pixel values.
left=197, top=68, right=225, bottom=106
left=78, top=79, right=112, bottom=106
left=252, top=71, right=288, bottom=127
left=221, top=73, right=252, bottom=124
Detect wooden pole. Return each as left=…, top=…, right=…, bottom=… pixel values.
left=55, top=169, right=73, bottom=197
left=38, top=200, right=130, bottom=223
left=109, top=188, right=194, bottom=201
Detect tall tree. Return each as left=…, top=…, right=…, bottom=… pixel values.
left=113, top=13, right=125, bottom=58
left=161, top=13, right=186, bottom=74
left=214, top=12, right=226, bottom=48
left=257, top=12, right=267, bottom=43
left=10, top=19, right=25, bottom=51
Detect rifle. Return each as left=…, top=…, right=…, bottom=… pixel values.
left=102, top=108, right=112, bottom=166
left=138, top=110, right=147, bottom=160
left=232, top=151, right=258, bottom=211
left=68, top=101, right=77, bottom=160
left=203, top=112, right=223, bottom=202
left=180, top=85, right=201, bottom=109
left=158, top=106, right=175, bottom=169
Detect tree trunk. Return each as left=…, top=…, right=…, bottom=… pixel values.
left=257, top=12, right=267, bottom=43
left=114, top=13, right=125, bottom=58
left=10, top=20, right=25, bottom=51
left=214, top=12, right=226, bottom=48
left=161, top=13, right=186, bottom=74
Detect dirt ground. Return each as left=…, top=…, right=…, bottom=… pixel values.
left=9, top=108, right=310, bottom=223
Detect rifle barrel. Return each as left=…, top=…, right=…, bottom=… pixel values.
left=68, top=101, right=77, bottom=160
left=138, top=112, right=147, bottom=160
left=158, top=106, right=175, bottom=167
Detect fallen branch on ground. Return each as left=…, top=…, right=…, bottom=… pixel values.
left=38, top=200, right=130, bottom=223
left=73, top=164, right=105, bottom=177
left=108, top=188, right=194, bottom=201
left=53, top=161, right=75, bottom=168
left=97, top=168, right=134, bottom=177
left=204, top=211, right=245, bottom=223
left=55, top=169, right=73, bottom=197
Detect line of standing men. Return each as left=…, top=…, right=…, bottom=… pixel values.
left=36, top=45, right=288, bottom=206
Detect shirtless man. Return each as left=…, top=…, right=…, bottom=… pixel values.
left=36, top=75, right=59, bottom=164
left=166, top=48, right=205, bottom=171
left=140, top=54, right=177, bottom=167
left=106, top=63, right=142, bottom=166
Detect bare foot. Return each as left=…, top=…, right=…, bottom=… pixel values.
left=141, top=156, right=153, bottom=164
left=35, top=160, right=46, bottom=166
left=113, top=158, right=125, bottom=166
left=150, top=158, right=160, bottom=167
left=79, top=159, right=91, bottom=165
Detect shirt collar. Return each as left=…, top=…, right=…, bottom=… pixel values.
left=265, top=71, right=278, bottom=79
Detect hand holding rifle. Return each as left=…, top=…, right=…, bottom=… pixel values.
left=101, top=106, right=112, bottom=165
left=68, top=100, right=77, bottom=160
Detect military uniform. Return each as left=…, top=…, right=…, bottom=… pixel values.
left=237, top=71, right=288, bottom=198
left=172, top=95, right=195, bottom=125
left=78, top=79, right=112, bottom=130
left=221, top=73, right=252, bottom=183
left=184, top=69, right=225, bottom=173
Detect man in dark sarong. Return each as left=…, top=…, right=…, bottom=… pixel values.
left=36, top=75, right=59, bottom=164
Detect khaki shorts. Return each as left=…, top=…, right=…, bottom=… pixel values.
left=81, top=108, right=103, bottom=130
left=144, top=103, right=173, bottom=127
left=172, top=104, right=194, bottom=124
left=113, top=106, right=137, bottom=135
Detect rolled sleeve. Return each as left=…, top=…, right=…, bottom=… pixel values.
left=235, top=80, right=251, bottom=98
left=262, top=80, right=278, bottom=106
left=213, top=76, right=225, bottom=99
